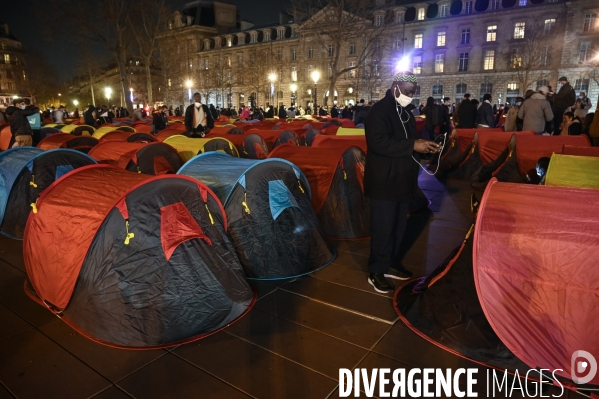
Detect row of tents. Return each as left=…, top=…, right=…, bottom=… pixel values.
left=394, top=135, right=599, bottom=395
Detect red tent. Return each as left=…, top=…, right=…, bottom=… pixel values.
left=155, top=124, right=187, bottom=142
left=1, top=124, right=13, bottom=151
left=515, top=134, right=590, bottom=178
left=474, top=180, right=599, bottom=387
left=478, top=131, right=533, bottom=165
left=209, top=126, right=243, bottom=135
left=100, top=131, right=156, bottom=143
left=208, top=132, right=269, bottom=159
left=37, top=134, right=99, bottom=153
left=23, top=164, right=254, bottom=348
left=312, top=135, right=367, bottom=152
left=88, top=141, right=183, bottom=175
left=562, top=145, right=599, bottom=157
left=268, top=144, right=369, bottom=239
left=246, top=129, right=299, bottom=150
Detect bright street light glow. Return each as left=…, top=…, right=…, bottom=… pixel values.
left=268, top=73, right=276, bottom=82
left=186, top=80, right=193, bottom=88
left=396, top=56, right=410, bottom=72
left=290, top=83, right=297, bottom=92
left=105, top=87, right=112, bottom=100
left=73, top=100, right=78, bottom=106
left=311, top=70, right=320, bottom=84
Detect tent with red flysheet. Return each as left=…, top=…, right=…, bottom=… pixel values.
left=312, top=134, right=367, bottom=152
left=99, top=131, right=156, bottom=143
left=88, top=141, right=184, bottom=175
left=0, top=124, right=12, bottom=151
left=562, top=145, right=599, bottom=157
left=0, top=147, right=96, bottom=239
left=247, top=129, right=300, bottom=150
left=395, top=180, right=599, bottom=395
left=208, top=132, right=269, bottom=159
left=492, top=134, right=590, bottom=184
left=178, top=152, right=335, bottom=279
left=37, top=134, right=99, bottom=153
left=268, top=144, right=369, bottom=239
left=23, top=164, right=254, bottom=348
left=437, top=128, right=503, bottom=172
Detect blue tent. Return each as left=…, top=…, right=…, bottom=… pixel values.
left=0, top=148, right=96, bottom=239
left=178, top=152, right=335, bottom=279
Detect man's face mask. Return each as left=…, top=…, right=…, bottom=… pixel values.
left=394, top=87, right=412, bottom=108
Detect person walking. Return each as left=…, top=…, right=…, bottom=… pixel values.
left=363, top=72, right=440, bottom=293
left=5, top=98, right=40, bottom=147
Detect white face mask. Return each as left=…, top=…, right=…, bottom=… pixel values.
left=194, top=101, right=201, bottom=107
left=394, top=87, right=412, bottom=108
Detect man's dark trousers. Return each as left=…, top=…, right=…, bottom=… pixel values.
left=367, top=198, right=410, bottom=274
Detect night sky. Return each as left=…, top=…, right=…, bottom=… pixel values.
left=2, top=0, right=288, bottom=80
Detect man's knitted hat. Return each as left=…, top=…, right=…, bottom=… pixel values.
left=393, top=72, right=418, bottom=83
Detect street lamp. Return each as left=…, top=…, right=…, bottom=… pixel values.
left=311, top=70, right=320, bottom=113
left=129, top=87, right=134, bottom=103
left=268, top=73, right=276, bottom=107
left=105, top=87, right=112, bottom=103
left=290, top=83, right=297, bottom=107
left=186, top=80, right=193, bottom=102
left=73, top=100, right=78, bottom=107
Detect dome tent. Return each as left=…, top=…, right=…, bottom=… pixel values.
left=395, top=181, right=599, bottom=394
left=545, top=154, right=599, bottom=189
left=61, top=124, right=95, bottom=136
left=246, top=129, right=300, bottom=150
left=92, top=126, right=136, bottom=139
left=99, top=131, right=157, bottom=143
left=88, top=141, right=184, bottom=175
left=178, top=152, right=335, bottom=279
left=37, top=134, right=99, bottom=153
left=268, top=145, right=369, bottom=239
left=0, top=148, right=96, bottom=239
left=24, top=164, right=255, bottom=348
left=208, top=132, right=269, bottom=159
left=164, top=135, right=239, bottom=161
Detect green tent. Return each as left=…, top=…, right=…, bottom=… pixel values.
left=545, top=154, right=599, bottom=189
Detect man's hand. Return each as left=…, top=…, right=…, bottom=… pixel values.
left=414, top=139, right=440, bottom=154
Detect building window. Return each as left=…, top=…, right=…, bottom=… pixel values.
left=583, top=14, right=596, bottom=32
left=514, top=22, right=525, bottom=39
left=417, top=8, right=425, bottom=20
left=536, top=80, right=549, bottom=89
left=437, top=31, right=446, bottom=46
left=413, top=56, right=422, bottom=74
left=432, top=84, right=444, bottom=96
left=519, top=0, right=526, bottom=5
left=204, top=59, right=209, bottom=70
left=3, top=54, right=9, bottom=63
left=22, top=71, right=26, bottom=80
left=238, top=54, right=243, bottom=66
left=480, top=82, right=493, bottom=98
left=250, top=53, right=256, bottom=65
left=372, top=60, right=380, bottom=76
left=487, top=25, right=497, bottom=42
left=461, top=29, right=470, bottom=44
left=456, top=83, right=467, bottom=95
left=375, top=14, right=383, bottom=26
left=574, top=78, right=590, bottom=91
left=435, top=54, right=444, bottom=73
left=225, top=56, right=231, bottom=67
left=291, top=48, right=297, bottom=61
left=484, top=50, right=495, bottom=70
left=328, top=44, right=334, bottom=57
left=349, top=42, right=356, bottom=55
left=394, top=37, right=402, bottom=50
left=291, top=66, right=297, bottom=81
left=544, top=19, right=556, bottom=34
left=414, top=34, right=423, bottom=49
left=458, top=52, right=469, bottom=71
left=539, top=46, right=549, bottom=66
left=396, top=11, right=404, bottom=23
left=251, top=33, right=257, bottom=43
left=308, top=47, right=313, bottom=59
left=278, top=30, right=284, bottom=40
left=227, top=37, right=232, bottom=47
left=507, top=82, right=519, bottom=92
left=328, top=65, right=332, bottom=78
left=579, top=42, right=591, bottom=62
left=491, top=0, right=500, bottom=10
left=464, top=1, right=473, bottom=14
left=265, top=31, right=271, bottom=41
left=168, top=78, right=172, bottom=87
left=277, top=49, right=282, bottom=60
left=511, top=48, right=522, bottom=68
left=440, top=4, right=449, bottom=17
left=348, top=61, right=356, bottom=78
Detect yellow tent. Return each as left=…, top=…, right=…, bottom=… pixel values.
left=163, top=135, right=240, bottom=161
left=92, top=126, right=136, bottom=139
left=336, top=127, right=365, bottom=136
left=545, top=154, right=599, bottom=189
left=61, top=124, right=96, bottom=136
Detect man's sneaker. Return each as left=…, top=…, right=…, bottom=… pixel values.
left=368, top=273, right=395, bottom=293
left=385, top=266, right=413, bottom=281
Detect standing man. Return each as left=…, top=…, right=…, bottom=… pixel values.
left=456, top=93, right=477, bottom=128
left=5, top=98, right=39, bottom=147
left=364, top=72, right=440, bottom=293
left=153, top=105, right=168, bottom=133
left=184, top=92, right=214, bottom=138
left=550, top=76, right=575, bottom=134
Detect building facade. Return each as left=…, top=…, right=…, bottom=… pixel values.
left=67, top=59, right=162, bottom=109
left=158, top=0, right=599, bottom=110
left=0, top=23, right=28, bottom=107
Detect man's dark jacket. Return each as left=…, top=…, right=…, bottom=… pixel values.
left=5, top=105, right=40, bottom=136
left=457, top=99, right=477, bottom=128
left=475, top=102, right=496, bottom=127
left=364, top=89, right=420, bottom=202
left=184, top=103, right=215, bottom=134
left=153, top=111, right=167, bottom=131
left=553, top=82, right=576, bottom=110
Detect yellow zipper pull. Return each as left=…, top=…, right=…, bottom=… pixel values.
left=242, top=192, right=251, bottom=214
left=30, top=175, right=38, bottom=188
left=204, top=203, right=215, bottom=224
left=343, top=170, right=347, bottom=180
left=30, top=202, right=38, bottom=214
left=297, top=180, right=305, bottom=194
left=124, top=220, right=135, bottom=245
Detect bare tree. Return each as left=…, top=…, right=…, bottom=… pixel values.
left=502, top=19, right=563, bottom=94
left=129, top=0, right=170, bottom=105
left=37, top=0, right=136, bottom=114
left=291, top=0, right=384, bottom=106
left=24, top=49, right=60, bottom=108
left=245, top=51, right=271, bottom=107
